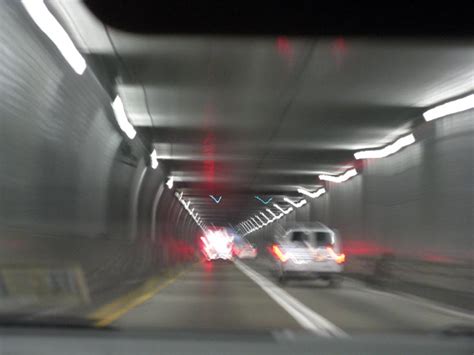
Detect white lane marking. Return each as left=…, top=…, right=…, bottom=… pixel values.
left=234, top=260, right=348, bottom=338
left=340, top=276, right=474, bottom=321
left=363, top=287, right=474, bottom=322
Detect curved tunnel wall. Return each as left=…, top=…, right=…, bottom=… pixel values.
left=311, top=111, right=473, bottom=267
left=249, top=109, right=474, bottom=306
left=0, top=1, right=199, bottom=306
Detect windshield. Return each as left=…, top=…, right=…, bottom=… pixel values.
left=0, top=0, right=473, bottom=346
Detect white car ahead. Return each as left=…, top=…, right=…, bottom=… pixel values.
left=270, top=222, right=345, bottom=287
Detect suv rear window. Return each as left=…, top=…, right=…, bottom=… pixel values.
left=291, top=231, right=310, bottom=243
left=315, top=232, right=332, bottom=247
left=288, top=231, right=332, bottom=247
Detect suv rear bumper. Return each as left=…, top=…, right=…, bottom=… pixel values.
left=281, top=260, right=343, bottom=274
left=282, top=271, right=342, bottom=280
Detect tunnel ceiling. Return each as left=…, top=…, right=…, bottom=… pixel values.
left=50, top=1, right=474, bottom=226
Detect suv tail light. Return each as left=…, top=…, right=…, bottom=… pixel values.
left=272, top=244, right=288, bottom=262
left=326, top=246, right=345, bottom=264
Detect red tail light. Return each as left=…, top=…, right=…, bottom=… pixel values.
left=272, top=245, right=288, bottom=262
left=326, top=246, right=345, bottom=264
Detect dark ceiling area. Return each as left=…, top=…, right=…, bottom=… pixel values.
left=83, top=1, right=474, bottom=36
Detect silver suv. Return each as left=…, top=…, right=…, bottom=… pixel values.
left=270, top=222, right=345, bottom=286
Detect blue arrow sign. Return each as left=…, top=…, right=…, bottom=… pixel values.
left=209, top=195, right=222, bottom=204
left=255, top=196, right=272, bottom=205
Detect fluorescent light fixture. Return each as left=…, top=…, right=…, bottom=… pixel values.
left=354, top=134, right=415, bottom=160
left=266, top=208, right=283, bottom=219
left=319, top=168, right=357, bottom=183
left=423, top=94, right=474, bottom=122
left=22, top=0, right=86, bottom=75
left=150, top=149, right=159, bottom=169
left=274, top=203, right=293, bottom=215
left=166, top=176, right=174, bottom=189
left=252, top=217, right=263, bottom=228
left=283, top=197, right=307, bottom=208
left=255, top=216, right=268, bottom=226
left=297, top=187, right=326, bottom=199
left=260, top=212, right=274, bottom=223
left=249, top=222, right=258, bottom=231
left=248, top=220, right=259, bottom=229
left=112, top=96, right=137, bottom=139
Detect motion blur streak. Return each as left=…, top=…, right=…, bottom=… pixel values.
left=256, top=216, right=268, bottom=226
left=423, top=93, right=474, bottom=121
left=112, top=96, right=137, bottom=139
left=272, top=245, right=288, bottom=262
left=354, top=134, right=415, bottom=160
left=297, top=187, right=326, bottom=199
left=200, top=229, right=233, bottom=260
left=319, top=168, right=357, bottom=183
left=283, top=197, right=307, bottom=208
left=260, top=212, right=273, bottom=223
left=1, top=0, right=473, bottom=345
left=166, top=176, right=174, bottom=189
left=273, top=203, right=293, bottom=214
left=21, top=0, right=86, bottom=74
left=267, top=208, right=284, bottom=219
left=326, top=247, right=346, bottom=264
left=251, top=218, right=262, bottom=228
left=150, top=149, right=159, bottom=169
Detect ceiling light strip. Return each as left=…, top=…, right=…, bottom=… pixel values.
left=319, top=168, right=357, bottom=183
left=283, top=197, right=307, bottom=208
left=354, top=134, right=415, bottom=160
left=112, top=96, right=137, bottom=139
left=297, top=187, right=326, bottom=199
left=22, top=0, right=86, bottom=75
left=423, top=93, right=474, bottom=122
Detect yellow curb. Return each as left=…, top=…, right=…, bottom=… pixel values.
left=89, top=267, right=190, bottom=327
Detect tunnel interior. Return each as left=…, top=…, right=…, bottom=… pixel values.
left=0, top=0, right=473, bottom=332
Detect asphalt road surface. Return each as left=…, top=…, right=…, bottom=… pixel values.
left=113, top=259, right=474, bottom=336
